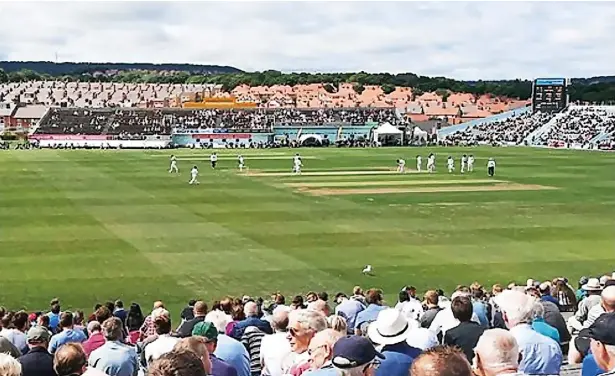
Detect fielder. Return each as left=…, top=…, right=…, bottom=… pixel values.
left=416, top=155, right=422, bottom=172
left=461, top=154, right=468, bottom=173
left=238, top=155, right=245, bottom=172
left=447, top=156, right=455, bottom=173
left=189, top=165, right=199, bottom=185
left=468, top=155, right=475, bottom=172
left=362, top=265, right=373, bottom=275
left=397, top=158, right=406, bottom=173
left=292, top=153, right=302, bottom=174
left=210, top=153, right=218, bottom=169
left=487, top=158, right=496, bottom=177
left=168, top=155, right=179, bottom=173
left=427, top=153, right=435, bottom=173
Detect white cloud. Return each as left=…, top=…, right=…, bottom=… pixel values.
left=0, top=1, right=613, bottom=80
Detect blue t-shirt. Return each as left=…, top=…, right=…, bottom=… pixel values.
left=582, top=354, right=602, bottom=376
left=377, top=342, right=422, bottom=376
left=531, top=318, right=560, bottom=343
left=355, top=304, right=387, bottom=331
left=48, top=329, right=87, bottom=354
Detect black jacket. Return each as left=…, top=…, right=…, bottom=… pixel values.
left=177, top=316, right=206, bottom=337
left=443, top=321, right=485, bottom=361
left=18, top=347, right=55, bottom=376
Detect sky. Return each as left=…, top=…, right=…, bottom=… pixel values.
left=0, top=1, right=613, bottom=80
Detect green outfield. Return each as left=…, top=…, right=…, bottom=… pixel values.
left=1, top=147, right=614, bottom=318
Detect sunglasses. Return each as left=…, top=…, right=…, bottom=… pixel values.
left=308, top=344, right=326, bottom=356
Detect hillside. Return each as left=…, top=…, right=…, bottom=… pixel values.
left=0, top=61, right=243, bottom=75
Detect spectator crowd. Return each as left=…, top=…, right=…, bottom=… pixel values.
left=1, top=272, right=615, bottom=376
left=538, top=108, right=615, bottom=146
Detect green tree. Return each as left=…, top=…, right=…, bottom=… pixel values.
left=353, top=83, right=365, bottom=94
left=0, top=68, right=8, bottom=83
left=381, top=84, right=396, bottom=94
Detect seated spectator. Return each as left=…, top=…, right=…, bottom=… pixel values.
left=285, top=309, right=328, bottom=375
left=18, top=326, right=55, bottom=376
left=192, top=321, right=238, bottom=376
left=230, top=302, right=272, bottom=339
left=88, top=317, right=138, bottom=376
left=113, top=301, right=127, bottom=324
left=0, top=353, right=22, bottom=376
left=587, top=312, right=615, bottom=375
left=351, top=286, right=366, bottom=305
left=4, top=311, right=28, bottom=353
left=410, top=346, right=473, bottom=376
left=144, top=311, right=179, bottom=365
left=260, top=309, right=291, bottom=376
left=180, top=300, right=197, bottom=323
left=147, top=350, right=207, bottom=376
left=570, top=278, right=603, bottom=330
left=53, top=342, right=107, bottom=376
left=531, top=302, right=560, bottom=343
left=429, top=290, right=480, bottom=338
left=125, top=303, right=144, bottom=345
left=226, top=303, right=246, bottom=337
left=420, top=290, right=441, bottom=329
left=443, top=295, right=485, bottom=362
left=553, top=279, right=577, bottom=312
left=354, top=288, right=387, bottom=336
left=495, top=289, right=562, bottom=375
left=330, top=336, right=383, bottom=375
left=303, top=329, right=343, bottom=376
left=470, top=283, right=490, bottom=328
left=47, top=302, right=62, bottom=333
left=174, top=337, right=213, bottom=375
left=473, top=329, right=522, bottom=376
left=406, top=327, right=439, bottom=351
left=242, top=325, right=266, bottom=376
left=585, top=286, right=615, bottom=328
left=140, top=301, right=165, bottom=342
left=539, top=282, right=560, bottom=307
left=177, top=301, right=208, bottom=338
left=82, top=321, right=105, bottom=357
left=334, top=293, right=364, bottom=334
left=49, top=312, right=87, bottom=354
left=205, top=310, right=251, bottom=376
left=367, top=308, right=421, bottom=376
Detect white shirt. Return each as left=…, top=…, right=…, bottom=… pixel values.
left=462, top=157, right=467, bottom=164
left=4, top=329, right=27, bottom=350
left=468, top=157, right=475, bottom=164
left=487, top=160, right=496, bottom=168
left=145, top=335, right=180, bottom=365
left=417, top=156, right=422, bottom=164
left=399, top=159, right=405, bottom=166
left=238, top=156, right=244, bottom=164
left=447, top=158, right=454, bottom=166
left=210, top=154, right=218, bottom=162
left=191, top=168, right=198, bottom=177
left=428, top=156, right=435, bottom=164
left=293, top=156, right=301, bottom=164
left=260, top=332, right=291, bottom=376
left=429, top=307, right=480, bottom=337
left=171, top=156, right=176, bottom=162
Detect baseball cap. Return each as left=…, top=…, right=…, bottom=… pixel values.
left=27, top=326, right=50, bottom=343
left=587, top=313, right=615, bottom=345
left=331, top=336, right=384, bottom=369
left=192, top=321, right=218, bottom=341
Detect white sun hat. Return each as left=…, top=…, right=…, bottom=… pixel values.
left=367, top=308, right=413, bottom=346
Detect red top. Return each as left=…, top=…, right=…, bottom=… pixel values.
left=82, top=332, right=106, bottom=357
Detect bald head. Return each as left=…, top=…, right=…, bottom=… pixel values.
left=411, top=346, right=473, bottom=376
left=474, top=329, right=519, bottom=373
left=244, top=302, right=258, bottom=317
left=602, top=286, right=615, bottom=311
left=271, top=309, right=289, bottom=332
left=309, top=329, right=343, bottom=349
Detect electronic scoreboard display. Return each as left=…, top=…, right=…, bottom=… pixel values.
left=532, top=78, right=568, bottom=113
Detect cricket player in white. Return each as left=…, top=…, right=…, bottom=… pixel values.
left=210, top=153, right=218, bottom=169
left=468, top=155, right=475, bottom=172
left=238, top=155, right=245, bottom=172
left=168, top=155, right=179, bottom=173
left=397, top=158, right=406, bottom=173
left=461, top=154, right=468, bottom=173
left=416, top=155, right=422, bottom=172
left=427, top=154, right=435, bottom=173
left=487, top=158, right=496, bottom=177
left=447, top=156, right=455, bottom=173
left=292, top=154, right=302, bottom=174
left=189, top=166, right=199, bottom=185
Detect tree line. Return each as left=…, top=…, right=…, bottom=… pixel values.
left=1, top=68, right=615, bottom=103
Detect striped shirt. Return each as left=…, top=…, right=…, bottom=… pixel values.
left=241, top=326, right=265, bottom=376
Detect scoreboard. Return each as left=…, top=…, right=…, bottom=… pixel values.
left=532, top=78, right=568, bottom=113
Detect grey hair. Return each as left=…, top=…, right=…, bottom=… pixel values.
left=474, top=328, right=519, bottom=370
left=244, top=302, right=258, bottom=317
left=289, top=309, right=328, bottom=332
left=0, top=353, right=22, bottom=376
left=87, top=320, right=102, bottom=333
left=205, top=310, right=231, bottom=333
left=337, top=365, right=366, bottom=376
left=328, top=315, right=348, bottom=333
left=531, top=302, right=545, bottom=320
